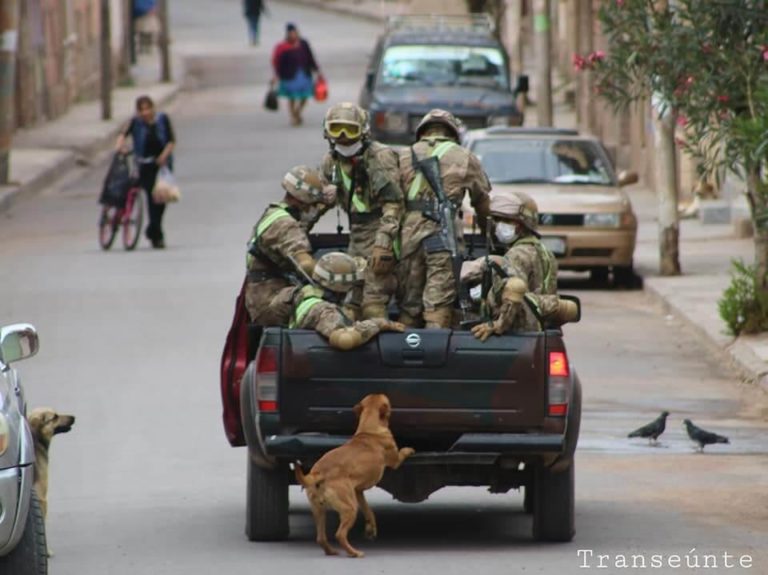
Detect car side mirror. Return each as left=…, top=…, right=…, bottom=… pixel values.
left=365, top=72, right=375, bottom=92
left=617, top=170, right=639, bottom=187
left=0, top=324, right=39, bottom=366
left=514, top=74, right=529, bottom=95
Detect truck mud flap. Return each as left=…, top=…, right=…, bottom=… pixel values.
left=220, top=279, right=249, bottom=447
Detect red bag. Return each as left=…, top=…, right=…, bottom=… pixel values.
left=314, top=76, right=328, bottom=102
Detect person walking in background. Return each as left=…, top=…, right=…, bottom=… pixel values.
left=271, top=23, right=322, bottom=126
left=115, top=95, right=176, bottom=249
left=243, top=0, right=265, bottom=46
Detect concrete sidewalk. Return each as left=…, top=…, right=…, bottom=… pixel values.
left=0, top=54, right=179, bottom=214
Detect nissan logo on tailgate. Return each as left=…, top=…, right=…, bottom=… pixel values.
left=405, top=333, right=421, bottom=349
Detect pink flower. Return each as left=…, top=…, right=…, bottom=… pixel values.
left=763, top=47, right=768, bottom=61
left=617, top=0, right=624, bottom=6
left=675, top=137, right=686, bottom=148
left=717, top=95, right=730, bottom=104
left=676, top=115, right=688, bottom=127
left=685, top=75, right=695, bottom=87
left=572, top=54, right=587, bottom=71
left=588, top=50, right=606, bottom=65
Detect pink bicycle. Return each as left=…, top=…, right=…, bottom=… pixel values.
left=98, top=153, right=146, bottom=251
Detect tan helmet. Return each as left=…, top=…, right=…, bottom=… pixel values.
left=490, top=191, right=539, bottom=232
left=323, top=102, right=370, bottom=142
left=282, top=165, right=324, bottom=204
left=312, top=252, right=366, bottom=293
left=415, top=109, right=462, bottom=140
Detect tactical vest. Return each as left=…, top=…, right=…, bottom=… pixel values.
left=246, top=203, right=293, bottom=270
left=512, top=236, right=557, bottom=293
left=407, top=139, right=458, bottom=201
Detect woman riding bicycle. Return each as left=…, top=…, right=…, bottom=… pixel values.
left=115, top=95, right=176, bottom=249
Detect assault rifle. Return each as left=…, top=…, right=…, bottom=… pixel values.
left=412, top=150, right=471, bottom=320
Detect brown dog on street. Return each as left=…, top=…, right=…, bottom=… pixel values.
left=27, top=407, right=76, bottom=522
left=294, top=393, right=414, bottom=558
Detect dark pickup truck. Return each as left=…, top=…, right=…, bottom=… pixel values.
left=221, top=234, right=581, bottom=544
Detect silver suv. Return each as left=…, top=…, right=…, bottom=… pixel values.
left=0, top=324, right=47, bottom=574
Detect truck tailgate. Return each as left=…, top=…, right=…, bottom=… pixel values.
left=278, top=329, right=547, bottom=432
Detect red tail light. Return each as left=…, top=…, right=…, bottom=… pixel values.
left=548, top=350, right=570, bottom=417
left=549, top=351, right=569, bottom=377
left=255, top=347, right=278, bottom=412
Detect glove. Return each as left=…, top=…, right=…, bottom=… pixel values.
left=371, top=318, right=405, bottom=333
left=471, top=321, right=500, bottom=342
left=371, top=246, right=395, bottom=275
left=322, top=184, right=337, bottom=205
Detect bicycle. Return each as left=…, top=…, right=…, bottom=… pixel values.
left=98, top=153, right=150, bottom=251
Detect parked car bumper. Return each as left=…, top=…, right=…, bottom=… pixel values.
left=541, top=226, right=636, bottom=270
left=0, top=464, right=33, bottom=557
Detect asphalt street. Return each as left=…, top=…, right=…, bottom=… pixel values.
left=1, top=1, right=768, bottom=573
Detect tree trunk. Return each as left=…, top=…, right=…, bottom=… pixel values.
left=746, top=168, right=768, bottom=293
left=533, top=0, right=552, bottom=126
left=0, top=0, right=21, bottom=184
left=653, top=110, right=681, bottom=276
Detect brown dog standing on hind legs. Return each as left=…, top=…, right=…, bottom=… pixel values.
left=27, top=408, right=76, bottom=525
left=294, top=393, right=414, bottom=558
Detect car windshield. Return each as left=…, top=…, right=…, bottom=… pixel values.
left=472, top=138, right=614, bottom=186
left=378, top=45, right=508, bottom=89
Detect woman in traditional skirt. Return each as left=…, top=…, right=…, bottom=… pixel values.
left=271, top=23, right=323, bottom=126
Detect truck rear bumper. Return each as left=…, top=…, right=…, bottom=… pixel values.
left=262, top=432, right=564, bottom=464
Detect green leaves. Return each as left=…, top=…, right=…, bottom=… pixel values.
left=719, top=259, right=768, bottom=336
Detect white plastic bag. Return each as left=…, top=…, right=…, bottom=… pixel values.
left=152, top=166, right=181, bottom=204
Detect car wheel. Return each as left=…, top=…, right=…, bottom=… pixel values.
left=245, top=454, right=289, bottom=541
left=532, top=461, right=575, bottom=542
left=613, top=265, right=641, bottom=289
left=0, top=492, right=48, bottom=574
left=590, top=268, right=609, bottom=285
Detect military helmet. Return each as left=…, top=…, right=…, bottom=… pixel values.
left=282, top=165, right=324, bottom=204
left=323, top=102, right=370, bottom=142
left=415, top=109, right=462, bottom=141
left=312, top=252, right=366, bottom=293
left=489, top=191, right=539, bottom=232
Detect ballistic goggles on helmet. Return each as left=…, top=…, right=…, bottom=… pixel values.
left=325, top=121, right=363, bottom=140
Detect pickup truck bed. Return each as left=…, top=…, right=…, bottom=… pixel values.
left=220, top=234, right=581, bottom=544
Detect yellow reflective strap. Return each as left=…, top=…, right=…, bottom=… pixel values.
left=340, top=169, right=352, bottom=192
left=407, top=140, right=458, bottom=200
left=351, top=193, right=367, bottom=213
left=256, top=204, right=291, bottom=238
left=290, top=296, right=323, bottom=328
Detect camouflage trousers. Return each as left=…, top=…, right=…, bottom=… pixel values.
left=244, top=278, right=293, bottom=325
left=397, top=244, right=455, bottom=317
left=347, top=226, right=397, bottom=318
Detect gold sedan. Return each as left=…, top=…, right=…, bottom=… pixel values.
left=462, top=127, right=639, bottom=285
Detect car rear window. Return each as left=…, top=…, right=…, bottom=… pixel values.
left=378, top=45, right=508, bottom=90
left=472, top=139, right=614, bottom=186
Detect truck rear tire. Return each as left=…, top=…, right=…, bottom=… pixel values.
left=0, top=491, right=48, bottom=574
left=245, top=455, right=289, bottom=541
left=532, top=462, right=575, bottom=542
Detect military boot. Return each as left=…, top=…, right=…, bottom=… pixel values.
left=423, top=307, right=454, bottom=329
left=398, top=310, right=423, bottom=328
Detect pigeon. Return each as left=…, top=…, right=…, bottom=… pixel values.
left=683, top=419, right=730, bottom=452
left=627, top=411, right=670, bottom=445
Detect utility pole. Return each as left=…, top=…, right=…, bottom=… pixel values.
left=0, top=0, right=20, bottom=184
left=533, top=0, right=552, bottom=126
left=100, top=0, right=112, bottom=120
left=158, top=0, right=171, bottom=83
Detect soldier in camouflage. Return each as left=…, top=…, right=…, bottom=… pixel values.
left=278, top=252, right=404, bottom=350
left=397, top=109, right=491, bottom=328
left=304, top=103, right=403, bottom=321
left=244, top=165, right=333, bottom=324
left=470, top=191, right=566, bottom=341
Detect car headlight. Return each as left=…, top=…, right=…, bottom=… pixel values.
left=0, top=413, right=9, bottom=456
left=583, top=213, right=621, bottom=228
left=487, top=115, right=516, bottom=127
left=373, top=111, right=408, bottom=133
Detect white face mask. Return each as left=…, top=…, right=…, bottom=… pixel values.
left=494, top=222, right=518, bottom=245
left=334, top=140, right=363, bottom=158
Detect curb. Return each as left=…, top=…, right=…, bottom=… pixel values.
left=1, top=85, right=180, bottom=214
left=643, top=280, right=768, bottom=394
left=277, top=0, right=389, bottom=22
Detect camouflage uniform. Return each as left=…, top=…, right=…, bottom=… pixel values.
left=244, top=203, right=311, bottom=324
left=397, top=112, right=491, bottom=327
left=288, top=285, right=392, bottom=346
left=316, top=142, right=403, bottom=317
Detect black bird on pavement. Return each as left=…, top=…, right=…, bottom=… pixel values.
left=683, top=419, right=730, bottom=452
left=628, top=411, right=670, bottom=445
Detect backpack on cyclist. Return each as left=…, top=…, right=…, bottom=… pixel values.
left=99, top=153, right=132, bottom=208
